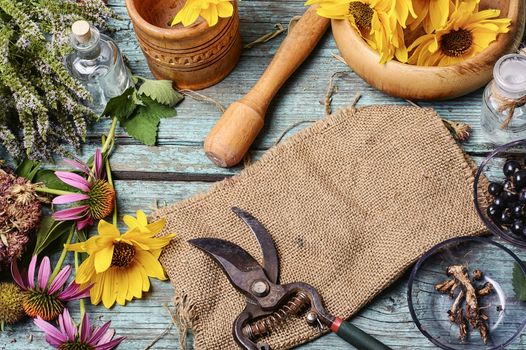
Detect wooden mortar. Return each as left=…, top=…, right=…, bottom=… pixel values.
left=332, top=0, right=525, bottom=100
left=204, top=7, right=330, bottom=168
left=125, top=0, right=241, bottom=90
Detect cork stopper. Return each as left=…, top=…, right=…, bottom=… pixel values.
left=72, top=20, right=91, bottom=44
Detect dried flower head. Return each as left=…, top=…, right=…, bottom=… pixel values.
left=0, top=281, right=25, bottom=331
left=0, top=165, right=41, bottom=266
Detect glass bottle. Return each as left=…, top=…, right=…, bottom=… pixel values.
left=66, top=20, right=132, bottom=114
left=481, top=54, right=526, bottom=144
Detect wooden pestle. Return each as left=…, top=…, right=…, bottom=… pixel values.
left=203, top=7, right=330, bottom=167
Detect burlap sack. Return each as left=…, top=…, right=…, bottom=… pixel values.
left=154, top=105, right=487, bottom=350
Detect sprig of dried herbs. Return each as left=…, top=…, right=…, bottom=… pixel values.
left=0, top=0, right=114, bottom=161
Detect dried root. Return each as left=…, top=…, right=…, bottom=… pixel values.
left=435, top=265, right=494, bottom=344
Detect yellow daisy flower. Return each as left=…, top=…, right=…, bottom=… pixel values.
left=409, top=0, right=454, bottom=33
left=408, top=0, right=511, bottom=66
left=65, top=213, right=175, bottom=308
left=305, top=0, right=415, bottom=63
left=171, top=0, right=234, bottom=27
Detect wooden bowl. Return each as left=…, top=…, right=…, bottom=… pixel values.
left=125, top=0, right=241, bottom=90
left=332, top=0, right=525, bottom=100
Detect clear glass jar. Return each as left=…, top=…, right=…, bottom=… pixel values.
left=481, top=54, right=526, bottom=144
left=66, top=21, right=132, bottom=114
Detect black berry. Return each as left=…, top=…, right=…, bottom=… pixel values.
left=502, top=190, right=518, bottom=204
left=501, top=209, right=513, bottom=225
left=493, top=195, right=506, bottom=208
left=487, top=204, right=502, bottom=220
left=514, top=170, right=526, bottom=190
left=512, top=204, right=525, bottom=218
left=504, top=160, right=521, bottom=177
left=488, top=182, right=503, bottom=196
left=520, top=189, right=526, bottom=204
left=512, top=220, right=524, bottom=234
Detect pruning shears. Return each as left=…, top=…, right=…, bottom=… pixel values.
left=188, top=207, right=392, bottom=350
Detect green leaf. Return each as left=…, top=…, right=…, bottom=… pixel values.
left=101, top=87, right=138, bottom=119
left=120, top=99, right=176, bottom=146
left=34, top=169, right=78, bottom=192
left=138, top=79, right=184, bottom=107
left=513, top=261, right=526, bottom=301
left=15, top=158, right=41, bottom=181
left=33, top=218, right=72, bottom=256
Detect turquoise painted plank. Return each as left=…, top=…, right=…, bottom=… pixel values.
left=85, top=0, right=501, bottom=156
left=2, top=180, right=526, bottom=349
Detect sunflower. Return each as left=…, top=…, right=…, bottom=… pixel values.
left=408, top=0, right=511, bottom=66
left=65, top=212, right=175, bottom=308
left=305, top=0, right=415, bottom=63
left=171, top=0, right=234, bottom=27
left=409, top=0, right=454, bottom=33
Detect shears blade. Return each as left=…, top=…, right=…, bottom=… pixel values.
left=188, top=237, right=269, bottom=298
left=231, top=207, right=279, bottom=284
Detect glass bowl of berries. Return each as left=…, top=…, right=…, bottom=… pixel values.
left=407, top=236, right=526, bottom=349
left=474, top=140, right=526, bottom=248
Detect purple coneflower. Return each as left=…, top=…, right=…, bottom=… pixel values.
left=34, top=308, right=124, bottom=350
left=52, top=149, right=115, bottom=230
left=11, top=255, right=90, bottom=321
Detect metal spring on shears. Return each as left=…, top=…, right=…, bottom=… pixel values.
left=243, top=291, right=310, bottom=340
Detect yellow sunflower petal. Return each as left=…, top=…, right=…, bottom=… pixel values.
left=114, top=268, right=129, bottom=306
left=76, top=255, right=96, bottom=284
left=90, top=272, right=104, bottom=305
left=98, top=220, right=120, bottom=237
left=135, top=250, right=167, bottom=280
left=102, top=268, right=117, bottom=308
left=217, top=1, right=233, bottom=17
left=94, top=244, right=114, bottom=273
left=123, top=214, right=138, bottom=229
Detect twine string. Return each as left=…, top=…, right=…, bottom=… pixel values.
left=492, top=82, right=526, bottom=129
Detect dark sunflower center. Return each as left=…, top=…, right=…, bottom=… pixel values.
left=349, top=2, right=373, bottom=31
left=59, top=341, right=94, bottom=350
left=22, top=290, right=64, bottom=321
left=111, top=242, right=136, bottom=268
left=441, top=28, right=473, bottom=57
left=88, top=179, right=115, bottom=220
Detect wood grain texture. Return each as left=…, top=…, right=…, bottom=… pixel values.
left=2, top=0, right=526, bottom=349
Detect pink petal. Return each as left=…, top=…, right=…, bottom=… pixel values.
left=53, top=193, right=90, bottom=205
left=94, top=149, right=103, bottom=178
left=34, top=317, right=67, bottom=347
left=28, top=255, right=37, bottom=289
left=38, top=256, right=51, bottom=290
left=55, top=171, right=90, bottom=192
left=77, top=216, right=94, bottom=230
left=61, top=309, right=77, bottom=341
left=88, top=322, right=111, bottom=344
left=58, top=282, right=91, bottom=301
left=63, top=158, right=91, bottom=176
left=48, top=265, right=72, bottom=295
left=96, top=329, right=115, bottom=345
left=80, top=313, right=91, bottom=343
left=96, top=337, right=125, bottom=350
left=11, top=260, right=27, bottom=290
left=53, top=205, right=89, bottom=221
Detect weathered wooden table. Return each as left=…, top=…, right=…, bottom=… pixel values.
left=2, top=0, right=526, bottom=349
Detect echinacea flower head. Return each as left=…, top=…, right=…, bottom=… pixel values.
left=52, top=149, right=115, bottom=230
left=305, top=0, right=415, bottom=63
left=11, top=256, right=90, bottom=321
left=408, top=0, right=511, bottom=66
left=171, top=0, right=234, bottom=27
left=65, top=212, right=175, bottom=308
left=0, top=282, right=25, bottom=331
left=34, top=308, right=124, bottom=350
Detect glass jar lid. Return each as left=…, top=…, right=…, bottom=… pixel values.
left=493, top=54, right=526, bottom=98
